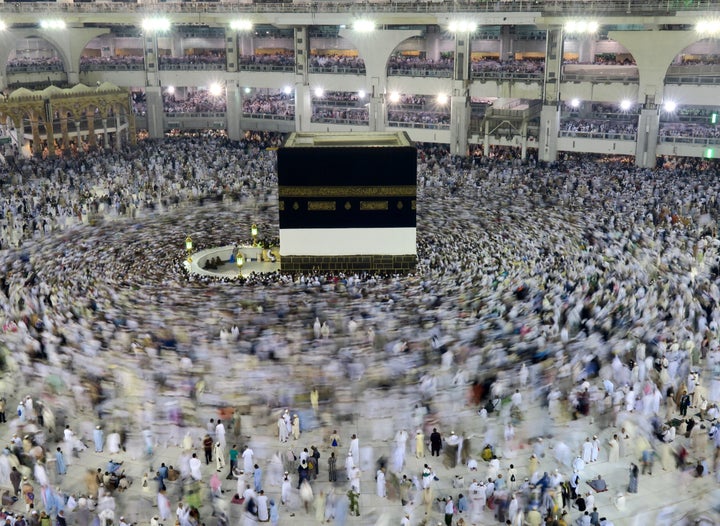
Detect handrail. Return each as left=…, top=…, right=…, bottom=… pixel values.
left=241, top=113, right=295, bottom=121
left=665, top=75, right=720, bottom=86
left=0, top=0, right=709, bottom=16
left=388, top=68, right=452, bottom=78
left=387, top=121, right=450, bottom=130
left=658, top=135, right=720, bottom=146
left=310, top=117, right=369, bottom=125
left=559, top=130, right=637, bottom=140
left=472, top=71, right=543, bottom=81
left=308, top=66, right=366, bottom=75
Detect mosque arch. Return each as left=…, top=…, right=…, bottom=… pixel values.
left=4, top=34, right=69, bottom=77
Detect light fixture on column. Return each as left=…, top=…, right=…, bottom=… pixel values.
left=185, top=236, right=193, bottom=262
left=283, top=86, right=293, bottom=95
left=388, top=91, right=401, bottom=104
left=39, top=19, right=66, bottom=30
left=314, top=87, right=324, bottom=98
left=619, top=99, right=632, bottom=111
left=209, top=83, right=224, bottom=97
left=0, top=21, right=7, bottom=31
left=141, top=17, right=171, bottom=33
left=353, top=20, right=376, bottom=33
left=230, top=19, right=253, bottom=32
left=696, top=20, right=720, bottom=35
left=570, top=98, right=581, bottom=109
left=448, top=21, right=477, bottom=33
left=358, top=90, right=366, bottom=99
left=251, top=224, right=258, bottom=246
left=662, top=100, right=677, bottom=113
left=166, top=86, right=175, bottom=95
left=564, top=20, right=599, bottom=34
left=436, top=93, right=449, bottom=106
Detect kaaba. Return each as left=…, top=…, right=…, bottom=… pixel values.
left=277, top=132, right=417, bottom=273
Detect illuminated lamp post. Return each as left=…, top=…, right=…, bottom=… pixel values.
left=251, top=224, right=258, bottom=247
left=185, top=236, right=193, bottom=262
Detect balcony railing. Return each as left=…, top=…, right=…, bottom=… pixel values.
left=241, top=113, right=295, bottom=121
left=387, top=121, right=450, bottom=130
left=472, top=70, right=543, bottom=82
left=0, top=1, right=710, bottom=16
left=309, top=66, right=366, bottom=75
left=559, top=130, right=637, bottom=141
left=658, top=135, right=720, bottom=146
left=388, top=68, right=452, bottom=78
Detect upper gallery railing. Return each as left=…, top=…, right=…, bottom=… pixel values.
left=0, top=0, right=713, bottom=16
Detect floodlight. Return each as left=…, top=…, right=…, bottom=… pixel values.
left=353, top=20, right=375, bottom=33
left=570, top=98, right=580, bottom=109
left=663, top=100, right=677, bottom=113
left=244, top=87, right=251, bottom=94
left=388, top=92, right=401, bottom=104
left=0, top=21, right=7, bottom=31
left=283, top=86, right=293, bottom=95
left=620, top=99, right=632, bottom=111
left=40, top=19, right=66, bottom=30
left=314, top=87, right=324, bottom=98
left=436, top=93, right=449, bottom=105
left=209, top=83, right=223, bottom=97
left=230, top=20, right=253, bottom=32
left=142, top=17, right=171, bottom=33
left=166, top=86, right=175, bottom=95
left=565, top=20, right=599, bottom=34
left=696, top=20, right=720, bottom=34
left=358, top=90, right=366, bottom=99
left=449, top=21, right=477, bottom=33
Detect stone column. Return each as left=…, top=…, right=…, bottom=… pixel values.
left=30, top=117, right=42, bottom=157
left=102, top=118, right=109, bottom=148
left=539, top=26, right=564, bottom=163
left=60, top=115, right=69, bottom=150
left=635, top=106, right=659, bottom=168
left=145, top=86, right=164, bottom=139
left=86, top=110, right=96, bottom=147
left=226, top=83, right=243, bottom=141
left=226, top=28, right=238, bottom=73
left=115, top=113, right=122, bottom=149
left=538, top=104, right=560, bottom=163
left=75, top=121, right=81, bottom=149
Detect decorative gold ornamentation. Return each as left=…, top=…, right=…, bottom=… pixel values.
left=411, top=200, right=416, bottom=210
left=344, top=201, right=351, bottom=210
left=279, top=201, right=285, bottom=211
left=307, top=201, right=337, bottom=211
left=397, top=201, right=404, bottom=210
left=292, top=201, right=300, bottom=210
left=279, top=185, right=416, bottom=198
left=359, top=200, right=389, bottom=211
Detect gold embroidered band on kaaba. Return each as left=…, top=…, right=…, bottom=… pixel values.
left=279, top=185, right=416, bottom=198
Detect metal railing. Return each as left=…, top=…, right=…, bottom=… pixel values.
left=388, top=68, right=452, bottom=78
left=310, top=117, right=369, bottom=125
left=158, top=63, right=226, bottom=71
left=6, top=64, right=65, bottom=73
left=309, top=66, right=366, bottom=75
left=241, top=113, right=295, bottom=121
left=165, top=112, right=227, bottom=118
left=238, top=63, right=295, bottom=73
left=0, top=1, right=711, bottom=16
left=665, top=75, right=720, bottom=86
left=559, top=130, right=637, bottom=141
left=472, top=70, right=543, bottom=82
left=562, top=72, right=639, bottom=82
left=80, top=63, right=145, bottom=72
left=387, top=121, right=450, bottom=130
left=658, top=135, right=720, bottom=146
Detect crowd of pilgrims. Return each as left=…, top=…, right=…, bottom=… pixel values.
left=0, top=132, right=719, bottom=525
